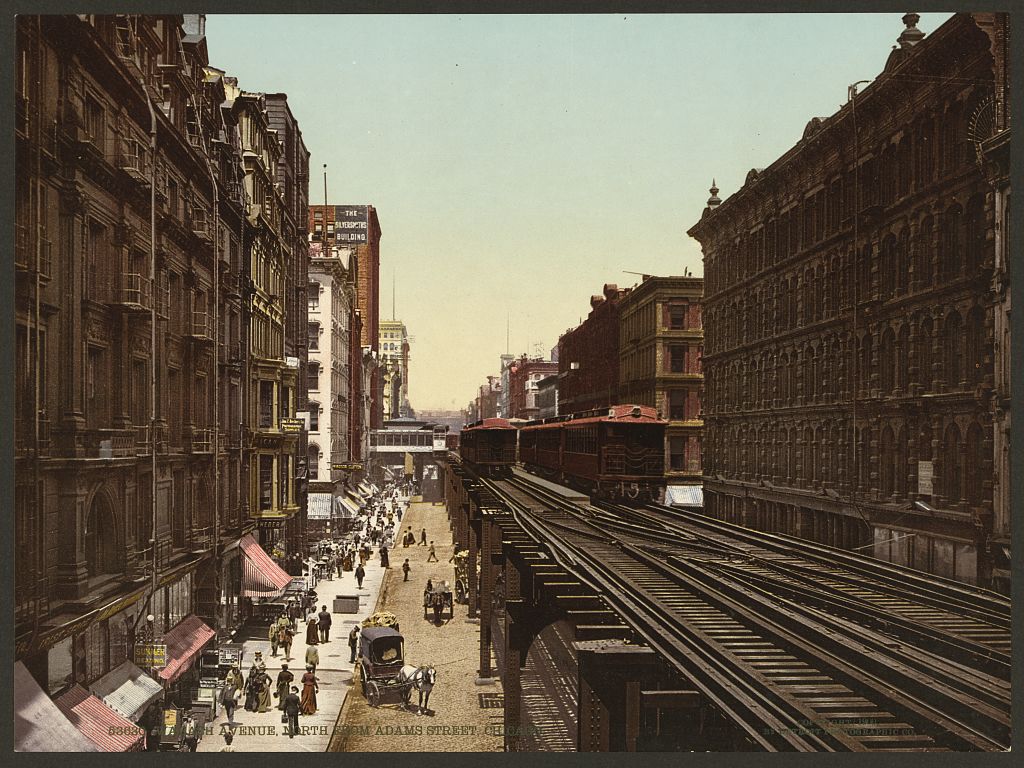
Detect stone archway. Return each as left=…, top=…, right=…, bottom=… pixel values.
left=84, top=484, right=123, bottom=578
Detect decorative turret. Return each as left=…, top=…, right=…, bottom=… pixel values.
left=707, top=179, right=721, bottom=209
left=898, top=12, right=925, bottom=49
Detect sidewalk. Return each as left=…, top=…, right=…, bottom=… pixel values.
left=197, top=498, right=411, bottom=752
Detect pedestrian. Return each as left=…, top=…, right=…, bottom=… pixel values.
left=220, top=679, right=240, bottom=724
left=402, top=558, right=411, bottom=582
left=336, top=556, right=344, bottom=579
left=420, top=528, right=427, bottom=545
left=348, top=625, right=359, bottom=663
left=268, top=618, right=280, bottom=656
left=181, top=714, right=199, bottom=752
left=219, top=729, right=235, bottom=752
left=355, top=562, right=365, bottom=589
left=380, top=544, right=390, bottom=568
left=276, top=664, right=294, bottom=709
left=283, top=685, right=302, bottom=737
left=280, top=621, right=294, bottom=660
left=305, top=643, right=319, bottom=674
left=305, top=616, right=319, bottom=646
left=318, top=605, right=332, bottom=643
left=300, top=666, right=319, bottom=715
left=427, top=542, right=438, bottom=562
left=256, top=670, right=273, bottom=713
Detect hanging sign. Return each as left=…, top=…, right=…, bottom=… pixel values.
left=134, top=642, right=168, bottom=669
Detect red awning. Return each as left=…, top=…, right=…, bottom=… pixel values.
left=53, top=685, right=145, bottom=752
left=157, top=615, right=216, bottom=684
left=240, top=533, right=293, bottom=598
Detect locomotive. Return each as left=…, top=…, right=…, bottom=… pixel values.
left=519, top=404, right=667, bottom=502
left=459, top=405, right=667, bottom=502
left=458, top=417, right=518, bottom=477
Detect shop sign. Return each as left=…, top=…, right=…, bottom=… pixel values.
left=332, top=462, right=363, bottom=471
left=917, top=460, right=933, bottom=496
left=281, top=417, right=303, bottom=433
left=135, top=642, right=168, bottom=669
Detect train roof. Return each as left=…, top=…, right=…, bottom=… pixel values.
left=464, top=417, right=517, bottom=431
left=522, top=404, right=666, bottom=429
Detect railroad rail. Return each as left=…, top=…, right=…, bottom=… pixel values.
left=475, top=469, right=1010, bottom=752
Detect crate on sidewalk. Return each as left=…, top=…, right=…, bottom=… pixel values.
left=333, top=594, right=360, bottom=613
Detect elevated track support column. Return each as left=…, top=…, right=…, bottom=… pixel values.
left=467, top=501, right=480, bottom=620
left=575, top=640, right=660, bottom=752
left=477, top=510, right=498, bottom=682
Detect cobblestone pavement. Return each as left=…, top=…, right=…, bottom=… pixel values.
left=197, top=498, right=410, bottom=752
left=329, top=500, right=504, bottom=753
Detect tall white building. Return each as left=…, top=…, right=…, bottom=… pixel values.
left=306, top=240, right=357, bottom=525
left=379, top=319, right=410, bottom=419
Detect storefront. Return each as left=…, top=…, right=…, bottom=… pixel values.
left=157, top=615, right=217, bottom=709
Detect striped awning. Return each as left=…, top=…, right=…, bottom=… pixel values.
left=89, top=660, right=163, bottom=722
left=157, top=615, right=216, bottom=684
left=14, top=662, right=99, bottom=752
left=358, top=481, right=375, bottom=497
left=53, top=685, right=145, bottom=751
left=338, top=497, right=360, bottom=519
left=240, top=533, right=293, bottom=598
left=347, top=488, right=367, bottom=508
left=307, top=493, right=332, bottom=520
left=666, top=485, right=704, bottom=507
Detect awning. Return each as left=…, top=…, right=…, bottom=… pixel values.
left=666, top=485, right=704, bottom=507
left=53, top=685, right=145, bottom=751
left=307, top=492, right=332, bottom=520
left=358, top=481, right=374, bottom=497
left=157, top=615, right=216, bottom=685
left=89, top=660, right=163, bottom=722
left=347, top=489, right=367, bottom=508
left=338, top=497, right=360, bottom=519
left=240, top=533, right=293, bottom=598
left=14, top=662, right=99, bottom=752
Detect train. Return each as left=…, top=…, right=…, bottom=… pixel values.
left=460, top=405, right=667, bottom=502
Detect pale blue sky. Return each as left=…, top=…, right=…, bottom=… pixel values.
left=206, top=12, right=954, bottom=411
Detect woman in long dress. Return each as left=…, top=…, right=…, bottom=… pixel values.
left=256, top=672, right=273, bottom=713
left=305, top=617, right=319, bottom=646
left=244, top=664, right=261, bottom=711
left=300, top=666, right=318, bottom=715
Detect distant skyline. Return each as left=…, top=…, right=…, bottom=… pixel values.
left=206, top=11, right=954, bottom=410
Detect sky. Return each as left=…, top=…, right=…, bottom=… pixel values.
left=206, top=12, right=954, bottom=411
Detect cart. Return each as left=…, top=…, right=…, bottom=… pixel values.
left=423, top=582, right=454, bottom=622
left=357, top=627, right=412, bottom=708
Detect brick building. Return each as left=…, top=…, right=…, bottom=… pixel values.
left=618, top=276, right=704, bottom=491
left=308, top=203, right=383, bottom=427
left=558, top=284, right=631, bottom=414
left=507, top=356, right=560, bottom=421
left=688, top=13, right=1009, bottom=587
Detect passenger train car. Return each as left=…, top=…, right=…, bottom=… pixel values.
left=458, top=418, right=518, bottom=477
left=519, top=405, right=667, bottom=501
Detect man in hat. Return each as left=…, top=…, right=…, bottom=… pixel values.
left=318, top=605, right=332, bottom=643
left=276, top=664, right=294, bottom=709
left=420, top=528, right=428, bottom=546
left=402, top=558, right=411, bottom=582
left=427, top=542, right=438, bottom=562
left=348, top=625, right=360, bottom=664
left=355, top=562, right=366, bottom=589
left=268, top=619, right=280, bottom=656
left=283, top=686, right=302, bottom=738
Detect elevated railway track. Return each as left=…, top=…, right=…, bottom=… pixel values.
left=469, top=468, right=1010, bottom=752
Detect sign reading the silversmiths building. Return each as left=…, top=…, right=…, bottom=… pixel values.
left=334, top=205, right=368, bottom=243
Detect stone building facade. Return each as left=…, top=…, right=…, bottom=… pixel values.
left=688, top=13, right=1009, bottom=587
left=14, top=14, right=310, bottom=691
left=508, top=357, right=559, bottom=421
left=618, top=276, right=704, bottom=487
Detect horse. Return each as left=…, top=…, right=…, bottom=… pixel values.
left=397, top=664, right=437, bottom=715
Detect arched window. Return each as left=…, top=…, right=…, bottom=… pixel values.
left=897, top=136, right=912, bottom=198
left=943, top=312, right=963, bottom=389
left=879, top=328, right=895, bottom=393
left=859, top=334, right=873, bottom=393
left=965, top=307, right=986, bottom=386
left=942, top=423, right=962, bottom=504
left=896, top=325, right=910, bottom=393
left=940, top=204, right=963, bottom=281
left=308, top=444, right=320, bottom=481
left=879, top=425, right=895, bottom=497
left=84, top=491, right=121, bottom=578
left=916, top=216, right=934, bottom=289
left=858, top=427, right=871, bottom=490
left=895, top=229, right=910, bottom=296
left=895, top=427, right=908, bottom=498
left=917, top=317, right=934, bottom=391
left=965, top=195, right=986, bottom=274
left=965, top=424, right=985, bottom=506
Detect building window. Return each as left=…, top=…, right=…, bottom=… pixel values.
left=309, top=402, right=319, bottom=432
left=670, top=345, right=688, bottom=374
left=259, top=455, right=274, bottom=511
left=308, top=445, right=320, bottom=481
left=308, top=322, right=320, bottom=351
left=669, top=437, right=685, bottom=471
left=307, top=362, right=320, bottom=392
left=668, top=390, right=687, bottom=421
left=280, top=456, right=291, bottom=508
left=259, top=381, right=275, bottom=428
left=669, top=304, right=687, bottom=330
left=308, top=285, right=319, bottom=312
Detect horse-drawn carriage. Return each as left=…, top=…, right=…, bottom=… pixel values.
left=423, top=581, right=454, bottom=623
left=357, top=626, right=436, bottom=713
